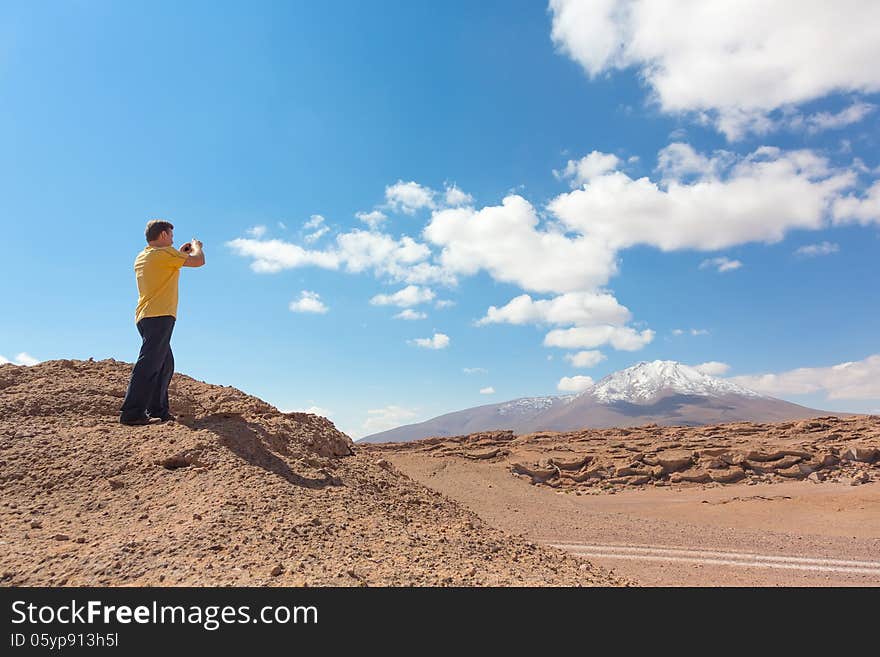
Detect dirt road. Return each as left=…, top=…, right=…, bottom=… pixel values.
left=384, top=452, right=880, bottom=586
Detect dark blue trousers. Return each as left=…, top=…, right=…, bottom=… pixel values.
left=120, top=315, right=176, bottom=421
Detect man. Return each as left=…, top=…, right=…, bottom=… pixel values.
left=119, top=219, right=205, bottom=426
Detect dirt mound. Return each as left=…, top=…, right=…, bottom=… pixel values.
left=365, top=416, right=880, bottom=493
left=0, top=359, right=623, bottom=586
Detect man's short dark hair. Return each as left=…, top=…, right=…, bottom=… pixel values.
left=145, top=219, right=174, bottom=242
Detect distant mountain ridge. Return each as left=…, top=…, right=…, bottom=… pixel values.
left=358, top=360, right=831, bottom=443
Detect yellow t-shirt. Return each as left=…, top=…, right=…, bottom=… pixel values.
left=133, top=246, right=188, bottom=323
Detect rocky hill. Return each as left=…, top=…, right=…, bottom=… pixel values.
left=0, top=359, right=623, bottom=586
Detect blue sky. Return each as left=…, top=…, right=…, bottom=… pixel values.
left=1, top=1, right=879, bottom=438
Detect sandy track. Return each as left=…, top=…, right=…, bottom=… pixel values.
left=382, top=451, right=880, bottom=586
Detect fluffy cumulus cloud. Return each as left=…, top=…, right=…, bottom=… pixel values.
left=370, top=285, right=435, bottom=307
left=700, top=257, right=742, bottom=273
left=425, top=195, right=617, bottom=293
left=796, top=241, right=839, bottom=257
left=477, top=292, right=630, bottom=327
left=289, top=290, right=328, bottom=314
left=554, top=151, right=621, bottom=187
left=444, top=185, right=474, bottom=207
left=227, top=230, right=455, bottom=285
left=564, top=350, right=606, bottom=368
left=479, top=386, right=495, bottom=395
left=304, top=215, right=325, bottom=230
left=694, top=361, right=730, bottom=376
left=355, top=210, right=387, bottom=230
left=544, top=325, right=655, bottom=351
left=549, top=0, right=880, bottom=139
left=730, top=354, right=880, bottom=400
left=361, top=405, right=419, bottom=434
left=549, top=144, right=855, bottom=252
left=833, top=180, right=880, bottom=226
left=385, top=180, right=436, bottom=214
left=409, top=332, right=450, bottom=350
left=0, top=352, right=40, bottom=366
left=393, top=309, right=427, bottom=320
left=557, top=375, right=595, bottom=392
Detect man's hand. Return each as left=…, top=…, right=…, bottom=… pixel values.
left=182, top=239, right=205, bottom=268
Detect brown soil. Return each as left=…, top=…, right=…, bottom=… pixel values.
left=0, top=360, right=624, bottom=587
left=364, top=417, right=880, bottom=586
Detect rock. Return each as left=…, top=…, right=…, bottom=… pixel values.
left=107, top=478, right=124, bottom=490
left=770, top=455, right=802, bottom=470
left=775, top=465, right=806, bottom=479
left=840, top=446, right=878, bottom=463
left=511, top=463, right=558, bottom=483
left=807, top=471, right=826, bottom=483
left=704, top=458, right=727, bottom=470
left=52, top=534, right=70, bottom=541
left=656, top=449, right=694, bottom=473
left=720, top=452, right=746, bottom=466
left=852, top=471, right=870, bottom=485
left=626, top=475, right=651, bottom=486
left=270, top=564, right=284, bottom=576
left=549, top=455, right=591, bottom=470
left=29, top=520, right=42, bottom=529
left=375, top=459, right=394, bottom=470
left=614, top=466, right=650, bottom=477
left=709, top=467, right=745, bottom=483
left=670, top=470, right=711, bottom=483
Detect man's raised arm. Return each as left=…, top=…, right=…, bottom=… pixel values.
left=181, top=239, right=205, bottom=268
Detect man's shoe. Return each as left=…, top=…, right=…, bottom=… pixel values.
left=119, top=415, right=151, bottom=426
left=149, top=413, right=177, bottom=423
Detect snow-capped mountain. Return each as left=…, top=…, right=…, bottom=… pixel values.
left=357, top=360, right=830, bottom=443
left=586, top=360, right=762, bottom=403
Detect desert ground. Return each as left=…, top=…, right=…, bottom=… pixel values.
left=364, top=419, right=880, bottom=586
left=0, top=360, right=622, bottom=587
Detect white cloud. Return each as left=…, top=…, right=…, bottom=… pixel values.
left=564, top=350, right=606, bottom=368
left=362, top=405, right=419, bottom=434
left=833, top=181, right=880, bottom=226
left=694, top=361, right=730, bottom=376
left=700, top=257, right=742, bottom=273
left=277, top=221, right=287, bottom=230
left=393, top=309, right=427, bottom=320
left=386, top=180, right=436, bottom=214
left=549, top=144, right=855, bottom=253
left=557, top=375, right=595, bottom=393
left=479, top=386, right=495, bottom=395
left=435, top=299, right=455, bottom=309
left=303, top=214, right=325, bottom=229
left=476, top=292, right=631, bottom=327
left=289, top=290, right=329, bottom=314
left=304, top=226, right=330, bottom=243
left=549, top=0, right=880, bottom=139
left=0, top=352, right=40, bottom=366
left=409, top=332, right=450, bottom=350
left=444, top=185, right=473, bottom=207
left=246, top=225, right=267, bottom=238
left=228, top=230, right=455, bottom=285
left=796, top=241, right=839, bottom=257
left=463, top=367, right=488, bottom=375
left=355, top=210, right=387, bottom=230
left=730, top=354, right=880, bottom=400
left=554, top=151, right=621, bottom=187
left=370, top=285, right=435, bottom=307
left=425, top=195, right=617, bottom=293
left=227, top=237, right=341, bottom=273
left=800, top=101, right=877, bottom=134
left=544, top=325, right=655, bottom=351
